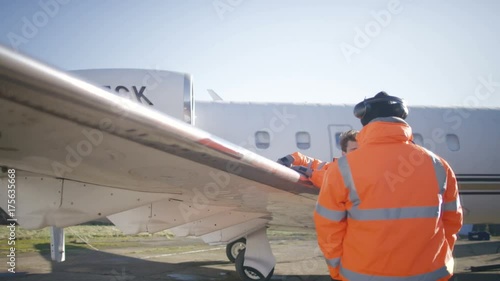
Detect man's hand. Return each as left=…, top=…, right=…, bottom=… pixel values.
left=277, top=154, right=294, bottom=167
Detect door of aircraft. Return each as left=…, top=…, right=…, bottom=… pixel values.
left=328, top=125, right=353, bottom=160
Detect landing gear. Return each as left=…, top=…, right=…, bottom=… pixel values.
left=235, top=249, right=274, bottom=281
left=50, top=226, right=65, bottom=262
left=232, top=227, right=275, bottom=281
left=226, top=238, right=246, bottom=263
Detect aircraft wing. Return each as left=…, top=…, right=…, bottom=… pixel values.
left=0, top=44, right=318, bottom=241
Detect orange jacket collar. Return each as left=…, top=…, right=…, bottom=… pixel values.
left=357, top=117, right=414, bottom=146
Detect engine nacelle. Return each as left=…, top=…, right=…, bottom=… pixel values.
left=72, top=69, right=194, bottom=125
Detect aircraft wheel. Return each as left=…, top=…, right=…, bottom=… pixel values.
left=226, top=238, right=246, bottom=263
left=235, top=249, right=274, bottom=281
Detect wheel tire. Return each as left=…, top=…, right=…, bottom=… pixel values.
left=235, top=249, right=274, bottom=281
left=226, top=238, right=246, bottom=263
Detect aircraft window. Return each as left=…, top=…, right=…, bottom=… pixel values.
left=296, top=131, right=311, bottom=150
left=334, top=133, right=342, bottom=150
left=255, top=131, right=270, bottom=149
left=446, top=134, right=460, bottom=151
left=335, top=132, right=342, bottom=150
left=413, top=133, right=423, bottom=146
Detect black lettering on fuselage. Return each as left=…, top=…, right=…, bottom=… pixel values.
left=103, top=85, right=154, bottom=106
left=132, top=86, right=153, bottom=105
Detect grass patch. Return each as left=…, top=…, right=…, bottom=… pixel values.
left=0, top=225, right=174, bottom=254
left=267, top=228, right=317, bottom=240
left=0, top=225, right=316, bottom=255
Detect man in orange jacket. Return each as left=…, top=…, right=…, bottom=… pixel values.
left=314, top=92, right=463, bottom=281
left=277, top=130, right=358, bottom=188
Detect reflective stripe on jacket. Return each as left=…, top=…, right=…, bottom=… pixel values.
left=289, top=151, right=333, bottom=188
left=314, top=117, right=463, bottom=281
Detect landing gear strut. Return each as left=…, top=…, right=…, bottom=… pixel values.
left=235, top=249, right=274, bottom=281
left=50, top=226, right=65, bottom=262
left=232, top=227, right=275, bottom=281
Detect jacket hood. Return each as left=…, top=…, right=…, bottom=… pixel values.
left=357, top=117, right=413, bottom=146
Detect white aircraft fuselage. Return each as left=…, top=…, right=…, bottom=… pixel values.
left=194, top=101, right=500, bottom=224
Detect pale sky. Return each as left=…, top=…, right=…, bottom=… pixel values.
left=1, top=0, right=500, bottom=107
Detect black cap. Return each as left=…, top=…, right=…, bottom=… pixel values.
left=354, top=91, right=408, bottom=126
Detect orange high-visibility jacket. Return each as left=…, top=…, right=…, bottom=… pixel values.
left=289, top=151, right=334, bottom=188
left=314, top=117, right=463, bottom=281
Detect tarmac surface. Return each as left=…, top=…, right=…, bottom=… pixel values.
left=1, top=230, right=499, bottom=281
